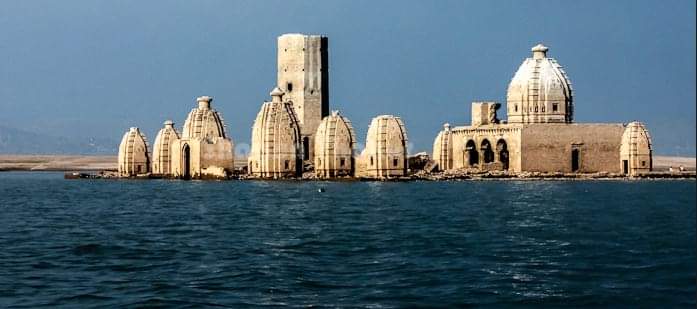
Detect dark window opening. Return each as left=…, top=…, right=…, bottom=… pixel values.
left=340, top=158, right=345, bottom=166
left=553, top=103, right=559, bottom=112
left=623, top=160, right=629, bottom=174
left=287, top=82, right=293, bottom=92
left=284, top=160, right=290, bottom=170
left=370, top=156, right=374, bottom=166
left=514, top=104, right=518, bottom=112
left=393, top=158, right=398, bottom=167
left=641, top=161, right=646, bottom=167
left=183, top=145, right=191, bottom=179
left=571, top=149, right=580, bottom=172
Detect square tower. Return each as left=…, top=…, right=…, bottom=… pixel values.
left=277, top=33, right=329, bottom=161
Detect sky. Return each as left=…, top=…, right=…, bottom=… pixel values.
left=0, top=0, right=695, bottom=156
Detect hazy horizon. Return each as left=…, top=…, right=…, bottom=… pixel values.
left=1, top=0, right=695, bottom=156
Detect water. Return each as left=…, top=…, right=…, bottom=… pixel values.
left=0, top=172, right=694, bottom=308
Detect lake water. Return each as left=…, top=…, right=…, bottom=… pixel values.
left=0, top=172, right=694, bottom=307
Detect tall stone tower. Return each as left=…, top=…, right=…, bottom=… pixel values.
left=277, top=33, right=329, bottom=161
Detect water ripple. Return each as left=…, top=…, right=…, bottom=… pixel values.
left=0, top=172, right=694, bottom=307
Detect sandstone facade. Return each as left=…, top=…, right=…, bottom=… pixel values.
left=314, top=111, right=357, bottom=178
left=168, top=96, right=234, bottom=179
left=433, top=44, right=653, bottom=176
left=152, top=120, right=179, bottom=175
left=248, top=87, right=303, bottom=178
left=118, top=127, right=150, bottom=176
left=356, top=115, right=408, bottom=178
left=277, top=33, right=329, bottom=162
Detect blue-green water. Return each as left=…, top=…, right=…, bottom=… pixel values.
left=0, top=172, right=694, bottom=308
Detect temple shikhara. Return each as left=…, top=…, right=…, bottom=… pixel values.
left=117, top=35, right=653, bottom=179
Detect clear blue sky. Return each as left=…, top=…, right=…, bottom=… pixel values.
left=1, top=0, right=695, bottom=155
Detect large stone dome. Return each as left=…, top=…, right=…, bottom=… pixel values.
left=507, top=44, right=573, bottom=124
left=152, top=120, right=180, bottom=175
left=118, top=127, right=150, bottom=176
left=314, top=110, right=357, bottom=178
left=182, top=96, right=228, bottom=139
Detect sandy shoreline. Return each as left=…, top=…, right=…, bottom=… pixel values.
left=0, top=154, right=694, bottom=172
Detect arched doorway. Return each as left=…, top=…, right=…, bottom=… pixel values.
left=182, top=144, right=191, bottom=179
left=465, top=140, right=478, bottom=167
left=481, top=139, right=494, bottom=164
left=497, top=139, right=509, bottom=170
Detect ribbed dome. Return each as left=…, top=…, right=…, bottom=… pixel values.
left=118, top=127, right=150, bottom=176
left=248, top=89, right=303, bottom=178
left=432, top=123, right=453, bottom=171
left=357, top=115, right=408, bottom=178
left=152, top=120, right=180, bottom=175
left=314, top=111, right=357, bottom=177
left=507, top=44, right=574, bottom=124
left=182, top=96, right=228, bottom=139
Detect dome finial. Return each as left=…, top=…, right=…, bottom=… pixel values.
left=532, top=43, right=548, bottom=59
left=197, top=96, right=212, bottom=109
left=270, top=87, right=284, bottom=103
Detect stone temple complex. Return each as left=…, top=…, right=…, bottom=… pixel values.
left=118, top=96, right=234, bottom=179
left=117, top=35, right=655, bottom=179
left=432, top=44, right=653, bottom=176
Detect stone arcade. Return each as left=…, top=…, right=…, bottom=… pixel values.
left=432, top=44, right=653, bottom=176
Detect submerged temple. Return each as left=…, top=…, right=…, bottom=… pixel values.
left=314, top=111, right=357, bottom=178
left=152, top=120, right=179, bottom=175
left=356, top=115, right=409, bottom=178
left=169, top=96, right=234, bottom=178
left=432, top=44, right=653, bottom=175
left=248, top=87, right=303, bottom=178
left=118, top=127, right=150, bottom=176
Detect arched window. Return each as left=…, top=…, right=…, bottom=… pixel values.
left=481, top=139, right=494, bottom=163
left=466, top=140, right=478, bottom=167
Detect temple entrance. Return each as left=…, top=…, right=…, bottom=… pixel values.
left=497, top=139, right=509, bottom=170
left=481, top=139, right=494, bottom=164
left=466, top=140, right=478, bottom=167
left=622, top=160, right=629, bottom=174
left=571, top=149, right=580, bottom=172
left=183, top=144, right=191, bottom=179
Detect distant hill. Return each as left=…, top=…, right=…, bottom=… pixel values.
left=0, top=125, right=116, bottom=155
